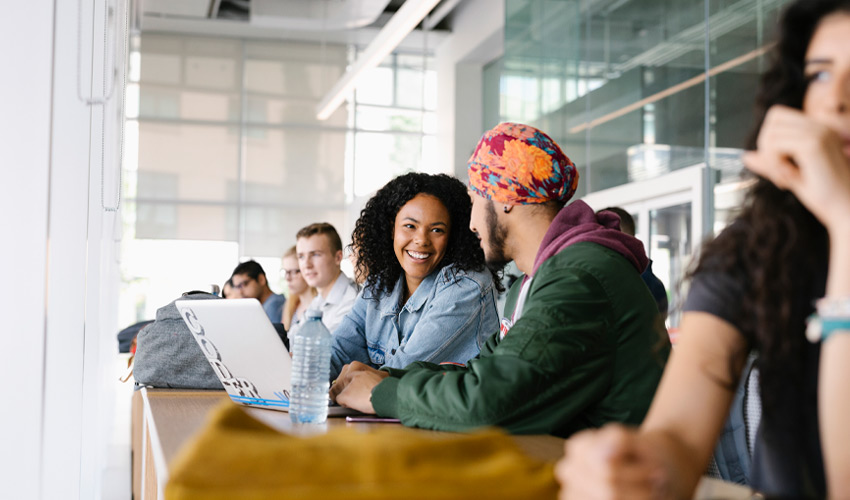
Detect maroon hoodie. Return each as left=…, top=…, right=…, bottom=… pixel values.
left=531, top=200, right=648, bottom=276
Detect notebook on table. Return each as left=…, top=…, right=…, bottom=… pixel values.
left=175, top=298, right=360, bottom=417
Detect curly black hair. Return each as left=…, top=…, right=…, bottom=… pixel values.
left=351, top=172, right=502, bottom=298
left=691, top=0, right=848, bottom=422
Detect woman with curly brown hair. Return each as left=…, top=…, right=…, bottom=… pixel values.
left=328, top=172, right=501, bottom=382
left=556, top=0, right=850, bottom=498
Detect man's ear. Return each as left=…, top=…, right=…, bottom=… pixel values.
left=258, top=274, right=267, bottom=287
left=334, top=249, right=344, bottom=265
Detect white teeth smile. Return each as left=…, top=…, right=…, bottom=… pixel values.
left=407, top=250, right=430, bottom=260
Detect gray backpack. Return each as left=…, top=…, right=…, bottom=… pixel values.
left=133, top=292, right=224, bottom=390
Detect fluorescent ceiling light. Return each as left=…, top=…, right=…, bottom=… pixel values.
left=315, top=0, right=442, bottom=120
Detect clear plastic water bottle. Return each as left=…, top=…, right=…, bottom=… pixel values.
left=289, top=309, right=332, bottom=424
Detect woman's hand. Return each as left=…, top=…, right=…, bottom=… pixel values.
left=329, top=361, right=389, bottom=414
left=743, top=105, right=850, bottom=233
left=556, top=425, right=674, bottom=500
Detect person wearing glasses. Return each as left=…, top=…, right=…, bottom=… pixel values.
left=229, top=260, right=286, bottom=323
left=280, top=245, right=317, bottom=332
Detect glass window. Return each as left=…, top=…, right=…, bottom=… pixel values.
left=349, top=52, right=437, bottom=198
left=356, top=106, right=425, bottom=133
left=499, top=0, right=793, bottom=330
left=650, top=202, right=692, bottom=327
left=355, top=66, right=394, bottom=106
left=353, top=132, right=422, bottom=197
left=502, top=0, right=794, bottom=195
left=244, top=128, right=347, bottom=206
left=241, top=207, right=347, bottom=259
left=137, top=122, right=240, bottom=202
left=123, top=33, right=437, bottom=330
left=118, top=238, right=240, bottom=322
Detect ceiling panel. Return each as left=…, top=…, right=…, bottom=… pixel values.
left=251, top=0, right=393, bottom=30
left=142, top=0, right=213, bottom=19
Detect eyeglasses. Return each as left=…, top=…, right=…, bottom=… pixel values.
left=231, top=277, right=255, bottom=290
left=281, top=268, right=301, bottom=279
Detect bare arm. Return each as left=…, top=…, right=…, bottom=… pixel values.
left=819, top=232, right=850, bottom=497
left=638, top=312, right=747, bottom=496
left=557, top=312, right=746, bottom=499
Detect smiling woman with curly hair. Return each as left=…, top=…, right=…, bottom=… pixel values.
left=329, top=172, right=501, bottom=381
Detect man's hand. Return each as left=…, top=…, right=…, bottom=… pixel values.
left=329, top=361, right=390, bottom=414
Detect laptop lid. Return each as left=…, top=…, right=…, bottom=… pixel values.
left=175, top=298, right=362, bottom=417
left=175, top=298, right=293, bottom=411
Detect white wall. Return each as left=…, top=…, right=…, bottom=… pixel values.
left=0, top=2, right=54, bottom=497
left=0, top=1, right=126, bottom=498
left=434, top=0, right=504, bottom=180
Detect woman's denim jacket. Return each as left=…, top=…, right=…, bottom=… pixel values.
left=329, top=264, right=499, bottom=380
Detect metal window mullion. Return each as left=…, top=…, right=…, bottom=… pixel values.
left=133, top=116, right=431, bottom=136
left=126, top=197, right=347, bottom=210
left=392, top=52, right=399, bottom=108
left=357, top=101, right=437, bottom=112
left=702, top=0, right=715, bottom=239
left=238, top=39, right=247, bottom=257
left=350, top=45, right=358, bottom=205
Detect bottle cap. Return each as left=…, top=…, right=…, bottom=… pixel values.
left=305, top=309, right=323, bottom=320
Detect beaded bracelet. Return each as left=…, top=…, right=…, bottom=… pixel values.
left=806, top=297, right=850, bottom=343
left=806, top=315, right=850, bottom=343
left=815, top=296, right=850, bottom=317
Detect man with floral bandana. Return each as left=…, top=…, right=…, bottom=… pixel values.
left=331, top=123, right=669, bottom=437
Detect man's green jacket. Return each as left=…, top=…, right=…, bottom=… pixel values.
left=371, top=241, right=670, bottom=437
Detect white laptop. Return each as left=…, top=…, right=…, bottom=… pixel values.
left=175, top=298, right=359, bottom=417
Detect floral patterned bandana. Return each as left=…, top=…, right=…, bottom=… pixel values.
left=467, top=123, right=578, bottom=205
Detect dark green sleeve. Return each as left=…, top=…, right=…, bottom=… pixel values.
left=371, top=377, right=402, bottom=417
left=372, top=357, right=488, bottom=417
left=380, top=359, right=469, bottom=378
left=371, top=263, right=617, bottom=435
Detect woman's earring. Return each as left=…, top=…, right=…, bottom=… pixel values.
left=503, top=206, right=510, bottom=213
